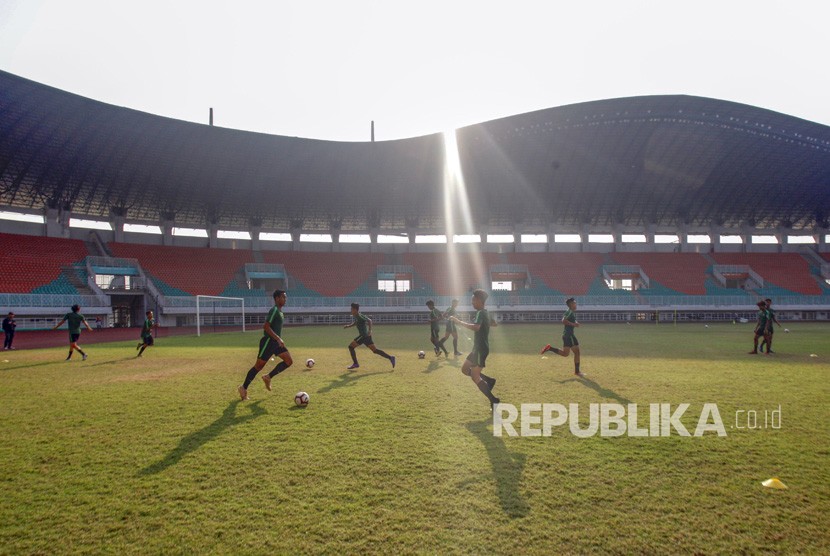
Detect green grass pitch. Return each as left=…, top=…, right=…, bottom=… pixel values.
left=1, top=323, right=828, bottom=554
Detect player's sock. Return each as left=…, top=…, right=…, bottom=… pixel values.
left=78, top=349, right=86, bottom=357
left=242, top=367, right=259, bottom=389
left=268, top=361, right=288, bottom=378
left=481, top=373, right=496, bottom=388
left=552, top=347, right=562, bottom=355
left=477, top=379, right=498, bottom=403
left=138, top=346, right=146, bottom=356
left=575, top=362, right=581, bottom=373
left=453, top=338, right=458, bottom=352
left=66, top=350, right=73, bottom=360
left=349, top=346, right=358, bottom=365
left=374, top=349, right=392, bottom=360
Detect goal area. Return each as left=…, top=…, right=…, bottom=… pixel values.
left=195, top=295, right=246, bottom=337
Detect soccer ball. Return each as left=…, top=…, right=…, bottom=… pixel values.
left=306, top=358, right=315, bottom=368
left=294, top=391, right=309, bottom=406
left=418, top=350, right=425, bottom=359
left=784, top=328, right=790, bottom=333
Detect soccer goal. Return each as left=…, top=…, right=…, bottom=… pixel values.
left=195, top=295, right=246, bottom=337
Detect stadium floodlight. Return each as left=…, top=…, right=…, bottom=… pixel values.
left=196, top=295, right=245, bottom=337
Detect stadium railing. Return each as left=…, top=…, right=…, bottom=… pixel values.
left=158, top=293, right=830, bottom=312
left=0, top=293, right=110, bottom=308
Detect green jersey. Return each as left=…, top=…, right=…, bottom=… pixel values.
left=353, top=313, right=370, bottom=337
left=473, top=309, right=490, bottom=352
left=563, top=309, right=577, bottom=336
left=141, top=317, right=155, bottom=338
left=265, top=305, right=285, bottom=338
left=445, top=306, right=457, bottom=330
left=63, top=312, right=87, bottom=335
left=756, top=309, right=769, bottom=331
left=429, top=308, right=442, bottom=329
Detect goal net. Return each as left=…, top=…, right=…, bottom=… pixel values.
left=195, top=295, right=246, bottom=337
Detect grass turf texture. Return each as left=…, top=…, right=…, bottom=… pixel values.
left=1, top=323, right=828, bottom=554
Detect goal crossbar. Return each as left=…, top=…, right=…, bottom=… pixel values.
left=196, top=295, right=246, bottom=337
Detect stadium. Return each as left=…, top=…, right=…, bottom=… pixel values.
left=2, top=69, right=829, bottom=329
left=1, top=67, right=829, bottom=554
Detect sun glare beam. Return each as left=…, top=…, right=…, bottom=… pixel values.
left=442, top=129, right=490, bottom=310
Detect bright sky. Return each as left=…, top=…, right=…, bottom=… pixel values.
left=1, top=0, right=828, bottom=142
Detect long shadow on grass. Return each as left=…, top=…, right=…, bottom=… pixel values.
left=557, top=376, right=633, bottom=405
left=317, top=371, right=392, bottom=394
left=87, top=356, right=139, bottom=367
left=463, top=419, right=529, bottom=519
left=138, top=400, right=267, bottom=476
left=423, top=358, right=461, bottom=374
left=2, top=361, right=61, bottom=371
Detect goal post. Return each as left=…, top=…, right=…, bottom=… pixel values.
left=195, top=295, right=245, bottom=337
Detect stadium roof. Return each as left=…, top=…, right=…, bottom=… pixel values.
left=2, top=69, right=829, bottom=231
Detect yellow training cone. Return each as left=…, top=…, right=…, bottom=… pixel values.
left=762, top=478, right=788, bottom=489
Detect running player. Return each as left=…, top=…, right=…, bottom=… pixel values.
left=53, top=304, right=93, bottom=361
left=426, top=300, right=448, bottom=356
left=540, top=297, right=584, bottom=377
left=344, top=303, right=396, bottom=370
left=438, top=298, right=463, bottom=356
left=238, top=290, right=293, bottom=401
left=136, top=310, right=155, bottom=357
left=449, top=289, right=499, bottom=410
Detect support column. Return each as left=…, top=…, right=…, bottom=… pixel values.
left=110, top=208, right=126, bottom=243
left=741, top=224, right=754, bottom=253
left=208, top=223, right=219, bottom=249
left=709, top=225, right=722, bottom=253
left=645, top=223, right=656, bottom=252
left=160, top=212, right=175, bottom=246
left=43, top=205, right=70, bottom=238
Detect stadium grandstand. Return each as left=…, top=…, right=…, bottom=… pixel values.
left=1, top=69, right=829, bottom=332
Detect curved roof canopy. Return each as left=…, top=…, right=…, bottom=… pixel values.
left=1, top=70, right=829, bottom=231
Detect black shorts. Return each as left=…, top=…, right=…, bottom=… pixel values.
left=353, top=335, right=374, bottom=346
left=258, top=336, right=287, bottom=361
left=430, top=326, right=440, bottom=339
left=70, top=333, right=81, bottom=343
left=466, top=349, right=489, bottom=368
left=141, top=335, right=154, bottom=346
left=563, top=334, right=579, bottom=348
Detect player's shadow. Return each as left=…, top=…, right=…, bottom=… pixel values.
left=317, top=370, right=392, bottom=394
left=2, top=361, right=60, bottom=371
left=138, top=400, right=266, bottom=476
left=558, top=376, right=633, bottom=405
left=462, top=419, right=530, bottom=519
left=423, top=358, right=461, bottom=373
left=87, top=356, right=138, bottom=367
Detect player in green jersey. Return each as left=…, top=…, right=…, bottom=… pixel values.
left=449, top=289, right=499, bottom=411
left=53, top=304, right=93, bottom=361
left=438, top=299, right=463, bottom=356
left=238, top=290, right=294, bottom=401
left=344, top=303, right=396, bottom=370
left=540, top=298, right=584, bottom=377
left=759, top=298, right=781, bottom=354
left=136, top=310, right=155, bottom=357
left=749, top=300, right=771, bottom=355
left=426, top=300, right=448, bottom=356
